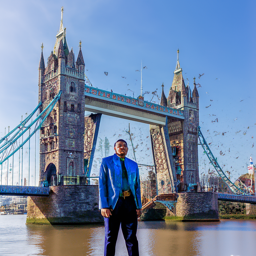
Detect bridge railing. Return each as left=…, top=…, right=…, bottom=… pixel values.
left=0, top=91, right=62, bottom=187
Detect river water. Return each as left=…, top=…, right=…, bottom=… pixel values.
left=0, top=215, right=256, bottom=256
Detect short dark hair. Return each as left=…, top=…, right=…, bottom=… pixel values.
left=114, top=139, right=128, bottom=147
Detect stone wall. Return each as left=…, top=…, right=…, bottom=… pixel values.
left=27, top=185, right=103, bottom=224
left=175, top=192, right=219, bottom=220
left=246, top=203, right=256, bottom=215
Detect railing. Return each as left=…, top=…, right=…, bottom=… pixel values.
left=41, top=175, right=99, bottom=187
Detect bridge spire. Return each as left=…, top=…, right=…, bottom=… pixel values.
left=192, top=77, right=199, bottom=98
left=76, top=40, right=85, bottom=66
left=39, top=43, right=45, bottom=70
left=160, top=83, right=167, bottom=106
left=175, top=49, right=181, bottom=71
left=54, top=7, right=69, bottom=55
left=140, top=61, right=143, bottom=96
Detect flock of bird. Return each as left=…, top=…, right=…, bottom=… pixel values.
left=87, top=65, right=255, bottom=184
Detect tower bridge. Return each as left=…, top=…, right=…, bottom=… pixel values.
left=0, top=9, right=255, bottom=223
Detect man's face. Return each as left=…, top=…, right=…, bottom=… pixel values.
left=114, top=141, right=128, bottom=158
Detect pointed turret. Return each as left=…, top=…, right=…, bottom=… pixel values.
left=160, top=83, right=167, bottom=106
left=192, top=77, right=199, bottom=98
left=76, top=41, right=85, bottom=66
left=170, top=50, right=185, bottom=93
left=168, top=49, right=186, bottom=106
left=39, top=43, right=45, bottom=70
left=67, top=48, right=75, bottom=68
left=54, top=7, right=69, bottom=56
left=58, top=39, right=65, bottom=58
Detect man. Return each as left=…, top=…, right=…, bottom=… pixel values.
left=99, top=139, right=142, bottom=256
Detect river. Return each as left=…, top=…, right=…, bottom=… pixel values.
left=0, top=215, right=256, bottom=256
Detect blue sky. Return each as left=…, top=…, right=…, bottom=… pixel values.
left=0, top=0, right=255, bottom=182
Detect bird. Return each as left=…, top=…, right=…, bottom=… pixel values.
left=198, top=73, right=204, bottom=79
left=121, top=76, right=126, bottom=79
left=143, top=66, right=147, bottom=69
left=104, top=72, right=108, bottom=76
left=135, top=70, right=140, bottom=72
left=205, top=105, right=211, bottom=108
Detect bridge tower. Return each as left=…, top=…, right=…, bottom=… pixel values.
left=38, top=8, right=85, bottom=186
left=161, top=50, right=199, bottom=190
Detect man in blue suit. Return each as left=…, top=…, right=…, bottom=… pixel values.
left=99, top=139, right=142, bottom=256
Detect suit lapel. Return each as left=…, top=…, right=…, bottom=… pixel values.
left=113, top=154, right=121, bottom=176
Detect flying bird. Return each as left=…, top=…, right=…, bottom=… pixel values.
left=104, top=72, right=108, bottom=76
left=198, top=73, right=204, bottom=79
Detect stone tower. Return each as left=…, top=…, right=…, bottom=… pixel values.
left=160, top=50, right=199, bottom=190
left=38, top=8, right=85, bottom=185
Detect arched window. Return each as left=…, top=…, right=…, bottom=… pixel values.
left=54, top=125, right=57, bottom=134
left=64, top=101, right=67, bottom=112
left=71, top=104, right=75, bottom=112
left=70, top=82, right=76, bottom=93
left=69, top=161, right=74, bottom=176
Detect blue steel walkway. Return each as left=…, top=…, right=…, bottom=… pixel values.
left=218, top=193, right=256, bottom=204
left=0, top=185, right=50, bottom=196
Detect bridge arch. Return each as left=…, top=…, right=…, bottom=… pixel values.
left=45, top=163, right=57, bottom=186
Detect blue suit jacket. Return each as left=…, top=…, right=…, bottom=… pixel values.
left=99, top=154, right=142, bottom=210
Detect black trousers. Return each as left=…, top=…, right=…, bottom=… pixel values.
left=104, top=195, right=139, bottom=256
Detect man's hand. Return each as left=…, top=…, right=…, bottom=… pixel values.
left=136, top=209, right=142, bottom=218
left=101, top=208, right=112, bottom=218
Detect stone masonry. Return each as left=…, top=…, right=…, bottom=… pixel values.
left=38, top=9, right=85, bottom=185
left=27, top=185, right=103, bottom=224
left=160, top=50, right=199, bottom=189
left=175, top=192, right=219, bottom=220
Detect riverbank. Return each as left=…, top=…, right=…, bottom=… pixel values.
left=220, top=214, right=256, bottom=220
left=164, top=214, right=256, bottom=221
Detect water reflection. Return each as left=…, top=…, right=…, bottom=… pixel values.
left=1, top=216, right=256, bottom=256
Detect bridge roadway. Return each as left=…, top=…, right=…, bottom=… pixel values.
left=142, top=193, right=256, bottom=211
left=0, top=185, right=49, bottom=196
left=217, top=193, right=256, bottom=204
left=84, top=85, right=184, bottom=125
left=1, top=185, right=256, bottom=205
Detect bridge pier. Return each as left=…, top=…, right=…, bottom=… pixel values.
left=26, top=185, right=103, bottom=224
left=246, top=204, right=256, bottom=215
left=175, top=192, right=219, bottom=221
left=141, top=192, right=219, bottom=221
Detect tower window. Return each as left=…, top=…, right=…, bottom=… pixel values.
left=70, top=82, right=76, bottom=93
left=71, top=104, right=75, bottom=112
left=41, top=128, right=44, bottom=135
left=69, top=161, right=74, bottom=176
left=77, top=104, right=81, bottom=113
left=64, top=101, right=67, bottom=112
left=54, top=125, right=57, bottom=134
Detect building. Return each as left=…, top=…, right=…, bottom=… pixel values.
left=160, top=50, right=199, bottom=190
left=38, top=8, right=85, bottom=186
